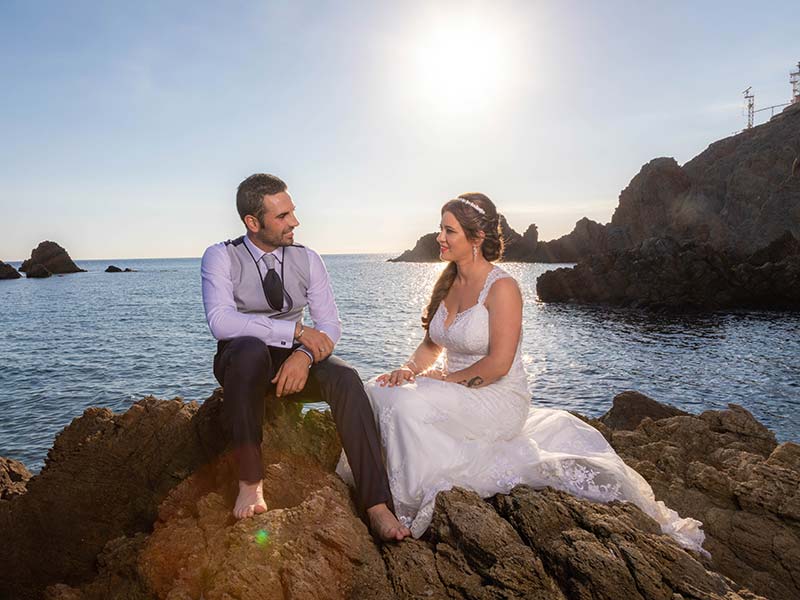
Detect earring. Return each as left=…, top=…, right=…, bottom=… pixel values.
left=472, top=245, right=478, bottom=261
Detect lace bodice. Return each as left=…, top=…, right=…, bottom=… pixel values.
left=429, top=266, right=525, bottom=379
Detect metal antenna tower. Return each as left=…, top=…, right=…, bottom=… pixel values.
left=743, top=87, right=755, bottom=128
left=791, top=61, right=800, bottom=104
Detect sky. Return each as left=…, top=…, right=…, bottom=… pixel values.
left=1, top=0, right=798, bottom=260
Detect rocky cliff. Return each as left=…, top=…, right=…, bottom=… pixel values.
left=2, top=389, right=798, bottom=599
left=393, top=102, right=800, bottom=264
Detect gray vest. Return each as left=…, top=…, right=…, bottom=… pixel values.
left=224, top=236, right=310, bottom=323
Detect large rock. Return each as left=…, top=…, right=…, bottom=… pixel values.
left=536, top=232, right=800, bottom=309
left=7, top=390, right=798, bottom=600
left=599, top=390, right=690, bottom=430
left=603, top=103, right=800, bottom=255
left=20, top=241, right=85, bottom=275
left=604, top=397, right=799, bottom=600
left=25, top=263, right=52, bottom=278
left=0, top=261, right=21, bottom=279
left=501, top=220, right=539, bottom=261
left=0, top=393, right=227, bottom=599
left=534, top=217, right=624, bottom=262
left=389, top=232, right=441, bottom=262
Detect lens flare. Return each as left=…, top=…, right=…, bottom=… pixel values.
left=255, top=529, right=270, bottom=546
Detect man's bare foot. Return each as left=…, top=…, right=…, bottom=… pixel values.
left=366, top=503, right=411, bottom=542
left=234, top=480, right=268, bottom=519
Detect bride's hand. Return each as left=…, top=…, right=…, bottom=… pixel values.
left=377, top=367, right=416, bottom=387
left=419, top=368, right=445, bottom=380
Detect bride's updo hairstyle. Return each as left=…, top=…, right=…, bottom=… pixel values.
left=421, top=193, right=504, bottom=330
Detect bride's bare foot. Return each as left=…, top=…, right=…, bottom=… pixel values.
left=234, top=480, right=268, bottom=519
left=366, top=503, right=411, bottom=542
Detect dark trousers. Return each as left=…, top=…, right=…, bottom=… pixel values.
left=213, top=336, right=391, bottom=512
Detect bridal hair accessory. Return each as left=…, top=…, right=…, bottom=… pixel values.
left=457, top=197, right=486, bottom=215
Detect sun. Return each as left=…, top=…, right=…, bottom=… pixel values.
left=410, top=16, right=516, bottom=115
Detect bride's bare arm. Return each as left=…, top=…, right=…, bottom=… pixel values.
left=377, top=333, right=442, bottom=386
left=443, top=278, right=522, bottom=388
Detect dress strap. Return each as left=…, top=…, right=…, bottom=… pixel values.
left=478, top=267, right=511, bottom=305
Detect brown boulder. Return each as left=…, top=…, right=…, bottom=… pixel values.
left=599, top=390, right=689, bottom=430
left=20, top=241, right=85, bottom=274
left=381, top=485, right=762, bottom=599
left=494, top=486, right=760, bottom=599
left=0, top=393, right=227, bottom=599
left=44, top=534, right=151, bottom=600
left=606, top=402, right=799, bottom=600
left=139, top=480, right=390, bottom=600
left=0, top=456, right=31, bottom=499
left=0, top=260, right=21, bottom=279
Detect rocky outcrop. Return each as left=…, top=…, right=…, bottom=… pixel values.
left=392, top=103, right=800, bottom=265
left=0, top=261, right=21, bottom=279
left=598, top=390, right=690, bottom=431
left=536, top=232, right=800, bottom=309
left=5, top=390, right=798, bottom=599
left=25, top=263, right=52, bottom=278
left=501, top=220, right=540, bottom=261
left=610, top=102, right=800, bottom=255
left=389, top=232, right=441, bottom=262
left=546, top=101, right=800, bottom=261
left=390, top=216, right=540, bottom=262
left=105, top=265, right=134, bottom=273
left=534, top=217, right=627, bottom=263
left=602, top=397, right=800, bottom=600
left=0, top=394, right=227, bottom=599
left=0, top=457, right=31, bottom=499
left=20, top=241, right=85, bottom=275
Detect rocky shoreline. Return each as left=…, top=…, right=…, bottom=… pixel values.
left=537, top=231, right=800, bottom=309
left=1, top=390, right=797, bottom=599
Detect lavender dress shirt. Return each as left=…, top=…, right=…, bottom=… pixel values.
left=201, top=235, right=342, bottom=357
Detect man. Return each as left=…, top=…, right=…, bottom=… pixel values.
left=201, top=173, right=409, bottom=541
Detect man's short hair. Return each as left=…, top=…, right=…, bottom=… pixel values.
left=236, top=174, right=287, bottom=222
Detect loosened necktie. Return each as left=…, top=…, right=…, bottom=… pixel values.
left=262, top=254, right=283, bottom=310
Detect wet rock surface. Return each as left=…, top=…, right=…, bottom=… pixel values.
left=3, top=390, right=797, bottom=599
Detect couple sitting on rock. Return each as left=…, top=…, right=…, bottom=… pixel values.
left=200, top=173, right=706, bottom=550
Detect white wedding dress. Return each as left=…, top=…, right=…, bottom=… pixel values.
left=337, top=266, right=705, bottom=553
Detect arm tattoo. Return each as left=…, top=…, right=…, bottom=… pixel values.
left=457, top=376, right=484, bottom=388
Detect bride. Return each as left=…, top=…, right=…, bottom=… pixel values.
left=338, top=193, right=705, bottom=552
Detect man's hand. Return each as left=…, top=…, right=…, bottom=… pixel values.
left=271, top=351, right=312, bottom=397
left=296, top=325, right=334, bottom=362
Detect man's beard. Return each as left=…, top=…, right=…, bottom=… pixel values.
left=255, top=227, right=293, bottom=248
